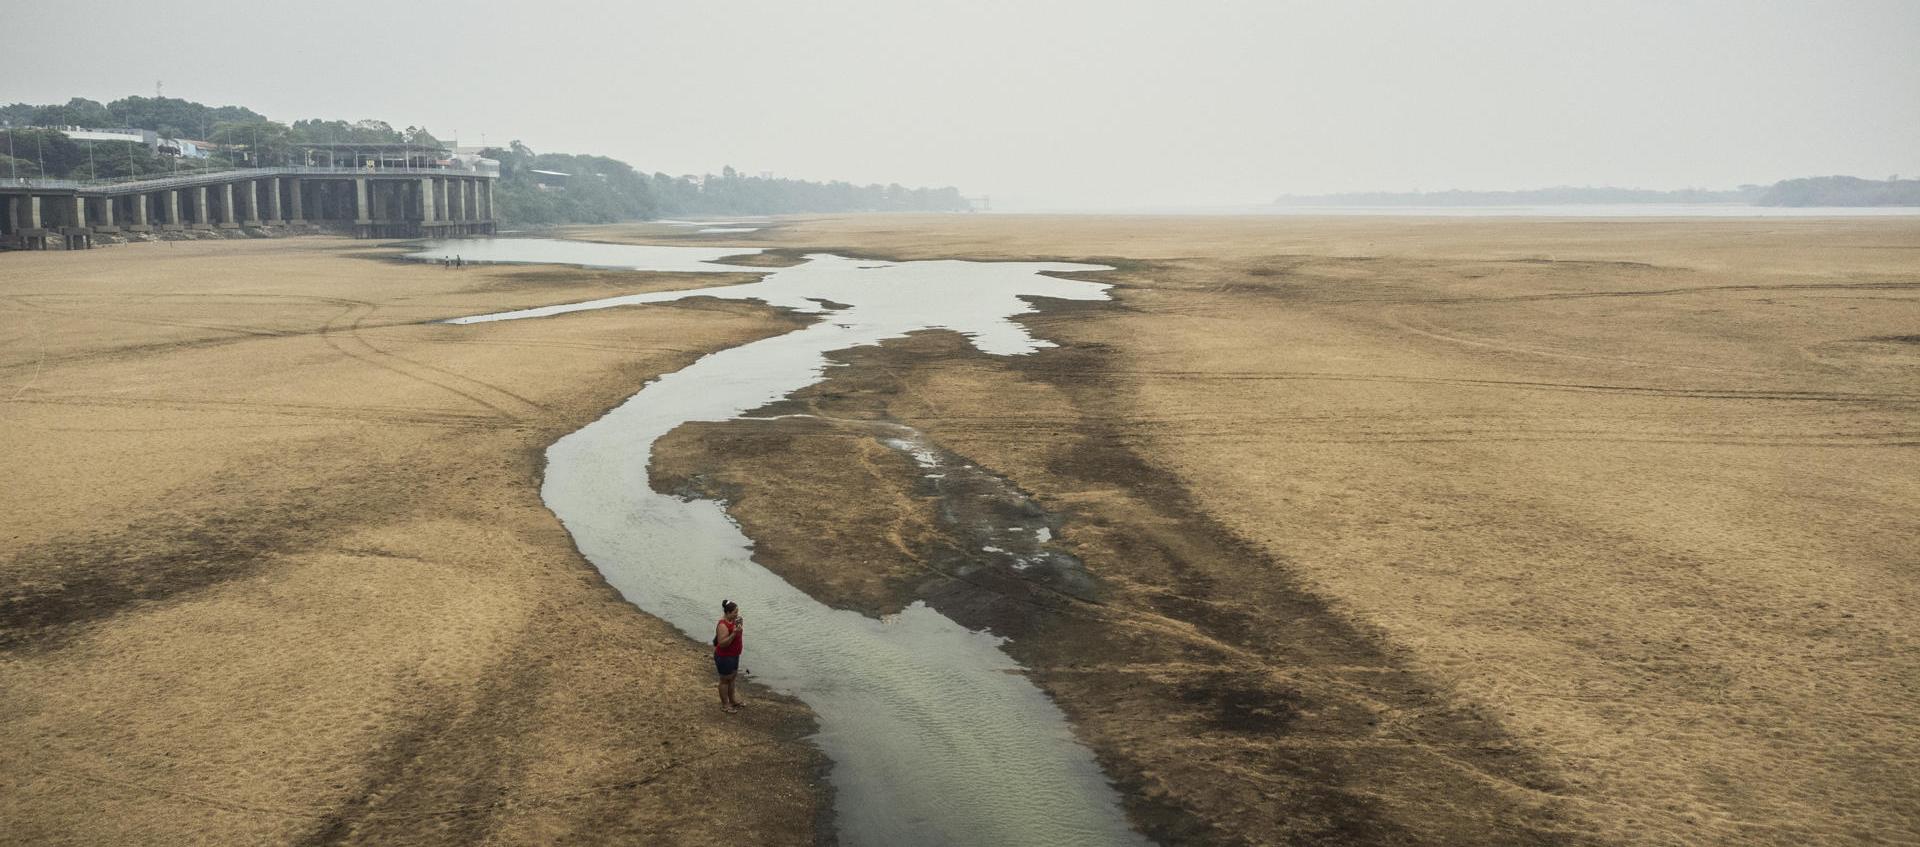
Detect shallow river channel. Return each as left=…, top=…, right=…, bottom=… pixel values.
left=420, top=239, right=1150, bottom=846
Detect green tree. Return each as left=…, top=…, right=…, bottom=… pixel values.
left=402, top=126, right=443, bottom=148
left=0, top=128, right=84, bottom=177
left=209, top=120, right=295, bottom=166
left=30, top=97, right=116, bottom=128
left=73, top=138, right=168, bottom=179
left=105, top=96, right=266, bottom=138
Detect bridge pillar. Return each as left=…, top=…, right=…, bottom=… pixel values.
left=9, top=195, right=45, bottom=248
left=68, top=196, right=86, bottom=231
left=287, top=178, right=304, bottom=223
left=353, top=177, right=371, bottom=237
left=419, top=177, right=437, bottom=224
left=240, top=180, right=262, bottom=226
left=217, top=183, right=237, bottom=228
left=190, top=186, right=210, bottom=228
left=162, top=190, right=180, bottom=229
left=87, top=196, right=117, bottom=233
left=264, top=178, right=283, bottom=224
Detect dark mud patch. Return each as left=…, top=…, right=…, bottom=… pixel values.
left=0, top=424, right=474, bottom=655
left=1176, top=677, right=1303, bottom=734
left=656, top=314, right=1597, bottom=844
left=0, top=465, right=412, bottom=653
left=878, top=427, right=1104, bottom=635
left=1501, top=257, right=1664, bottom=270
left=449, top=267, right=767, bottom=298
left=712, top=250, right=811, bottom=268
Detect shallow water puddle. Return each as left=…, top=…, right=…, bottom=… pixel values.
left=429, top=239, right=1148, bottom=846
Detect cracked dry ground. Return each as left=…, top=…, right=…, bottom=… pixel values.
left=637, top=214, right=1920, bottom=847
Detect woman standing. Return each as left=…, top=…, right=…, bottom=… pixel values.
left=714, top=600, right=745, bottom=713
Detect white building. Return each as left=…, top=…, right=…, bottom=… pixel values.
left=57, top=127, right=158, bottom=147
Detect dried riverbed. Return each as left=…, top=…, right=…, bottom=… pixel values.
left=435, top=240, right=1150, bottom=847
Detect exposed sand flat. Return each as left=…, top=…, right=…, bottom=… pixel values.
left=5, top=216, right=1916, bottom=845
left=616, top=214, right=1920, bottom=845
left=0, top=238, right=823, bottom=846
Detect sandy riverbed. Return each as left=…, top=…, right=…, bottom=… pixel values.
left=625, top=214, right=1919, bottom=846
left=0, top=238, right=823, bottom=845
left=4, top=216, right=1917, bottom=846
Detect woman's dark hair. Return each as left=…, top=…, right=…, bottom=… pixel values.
left=722, top=599, right=738, bottom=613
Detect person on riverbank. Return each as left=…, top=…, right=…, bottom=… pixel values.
left=714, top=600, right=745, bottom=713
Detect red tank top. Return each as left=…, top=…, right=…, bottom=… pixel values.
left=715, top=618, right=743, bottom=657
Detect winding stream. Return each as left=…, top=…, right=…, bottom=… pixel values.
left=421, top=239, right=1149, bottom=846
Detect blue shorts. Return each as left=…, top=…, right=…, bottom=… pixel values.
left=714, top=654, right=739, bottom=677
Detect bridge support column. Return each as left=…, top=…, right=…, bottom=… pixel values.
left=14, top=195, right=45, bottom=248
left=190, top=186, right=210, bottom=229
left=89, top=196, right=117, bottom=233
left=287, top=178, right=304, bottom=224
left=217, top=183, right=238, bottom=228
left=162, top=190, right=180, bottom=230
left=419, top=177, right=437, bottom=225
left=128, top=193, right=150, bottom=232
left=263, top=179, right=281, bottom=224
left=240, top=180, right=262, bottom=226
left=354, top=178, right=372, bottom=237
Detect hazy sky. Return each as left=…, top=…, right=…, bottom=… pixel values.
left=5, top=0, right=1917, bottom=209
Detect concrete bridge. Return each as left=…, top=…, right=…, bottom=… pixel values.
left=0, top=166, right=496, bottom=250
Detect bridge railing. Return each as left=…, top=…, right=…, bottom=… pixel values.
left=4, top=166, right=494, bottom=194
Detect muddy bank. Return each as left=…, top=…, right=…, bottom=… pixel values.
left=641, top=213, right=1920, bottom=846
left=653, top=325, right=1596, bottom=846
left=0, top=239, right=827, bottom=846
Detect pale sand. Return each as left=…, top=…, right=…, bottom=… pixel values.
left=0, top=238, right=822, bottom=845
left=6, top=216, right=1917, bottom=845
left=603, top=214, right=1920, bottom=845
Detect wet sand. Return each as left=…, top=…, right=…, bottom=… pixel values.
left=5, top=216, right=1917, bottom=845
left=0, top=238, right=823, bottom=845
left=630, top=214, right=1920, bottom=846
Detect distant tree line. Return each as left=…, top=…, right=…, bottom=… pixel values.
left=1272, top=185, right=1768, bottom=206
left=0, top=96, right=264, bottom=138
left=481, top=144, right=968, bottom=225
left=4, top=94, right=970, bottom=221
left=1757, top=176, right=1920, bottom=207
left=1275, top=178, right=1920, bottom=208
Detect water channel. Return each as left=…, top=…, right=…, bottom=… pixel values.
left=418, top=238, right=1150, bottom=846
